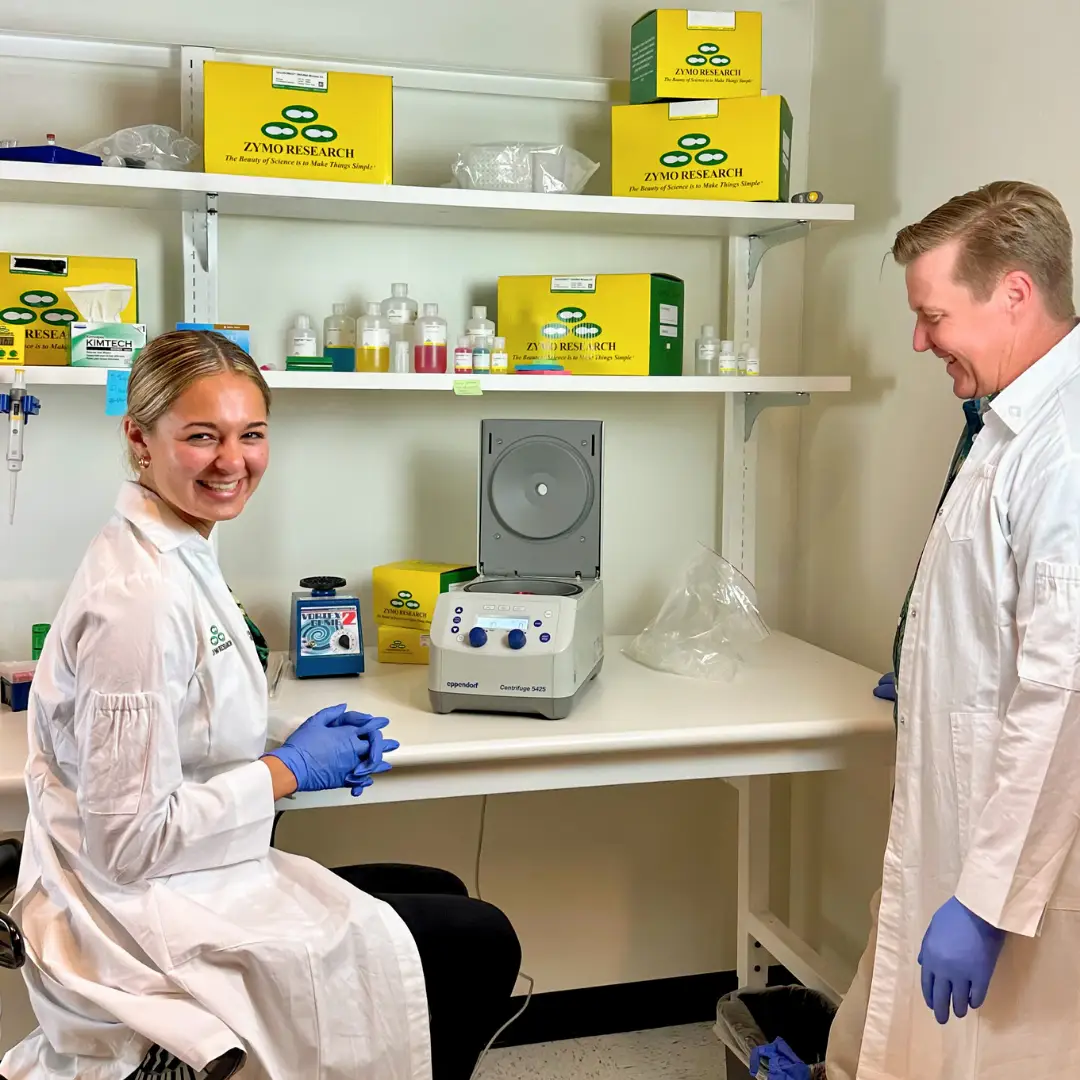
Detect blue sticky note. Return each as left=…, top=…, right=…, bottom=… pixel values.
left=105, top=368, right=130, bottom=416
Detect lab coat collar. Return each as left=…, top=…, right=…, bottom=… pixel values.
left=115, top=481, right=208, bottom=553
left=990, top=321, right=1080, bottom=435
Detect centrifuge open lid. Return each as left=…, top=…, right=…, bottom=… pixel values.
left=466, top=419, right=603, bottom=596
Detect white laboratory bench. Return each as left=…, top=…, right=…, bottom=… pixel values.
left=0, top=632, right=894, bottom=1000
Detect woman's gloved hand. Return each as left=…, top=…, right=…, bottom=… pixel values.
left=344, top=726, right=400, bottom=797
left=265, top=703, right=389, bottom=795
left=874, top=672, right=897, bottom=701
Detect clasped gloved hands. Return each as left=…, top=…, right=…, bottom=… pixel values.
left=918, top=896, right=1006, bottom=1024
left=873, top=672, right=896, bottom=701
left=265, top=703, right=400, bottom=797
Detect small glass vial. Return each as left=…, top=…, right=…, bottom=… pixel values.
left=391, top=340, right=411, bottom=374
left=286, top=314, right=318, bottom=362
left=324, top=302, right=355, bottom=349
left=695, top=325, right=721, bottom=376
left=491, top=336, right=509, bottom=374
left=745, top=344, right=760, bottom=376
left=454, top=335, right=473, bottom=374
left=718, top=340, right=737, bottom=376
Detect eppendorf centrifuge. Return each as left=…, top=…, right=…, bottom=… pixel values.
left=428, top=419, right=604, bottom=720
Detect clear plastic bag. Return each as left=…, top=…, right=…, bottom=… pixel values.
left=624, top=545, right=769, bottom=681
left=450, top=142, right=599, bottom=194
left=78, top=125, right=201, bottom=171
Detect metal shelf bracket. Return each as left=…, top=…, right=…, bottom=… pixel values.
left=748, top=222, right=810, bottom=288
left=744, top=391, right=810, bottom=441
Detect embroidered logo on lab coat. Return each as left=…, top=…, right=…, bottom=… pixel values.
left=209, top=624, right=235, bottom=657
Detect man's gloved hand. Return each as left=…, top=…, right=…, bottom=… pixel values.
left=750, top=1038, right=811, bottom=1080
left=873, top=672, right=897, bottom=701
left=344, top=725, right=399, bottom=797
left=265, top=703, right=388, bottom=795
left=918, top=897, right=1006, bottom=1024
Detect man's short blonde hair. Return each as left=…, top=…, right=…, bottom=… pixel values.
left=892, top=180, right=1076, bottom=321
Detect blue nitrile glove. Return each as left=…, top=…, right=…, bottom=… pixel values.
left=344, top=725, right=399, bottom=797
left=873, top=672, right=896, bottom=701
left=918, top=896, right=1007, bottom=1024
left=266, top=704, right=386, bottom=795
left=750, top=1038, right=811, bottom=1080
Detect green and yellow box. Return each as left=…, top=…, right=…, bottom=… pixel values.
left=373, top=561, right=477, bottom=629
left=630, top=9, right=762, bottom=104
left=0, top=253, right=139, bottom=365
left=497, top=273, right=684, bottom=376
left=612, top=95, right=792, bottom=202
left=0, top=319, right=26, bottom=365
left=204, top=61, right=393, bottom=184
left=378, top=625, right=432, bottom=666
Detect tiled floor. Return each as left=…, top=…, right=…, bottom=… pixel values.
left=475, top=1022, right=728, bottom=1079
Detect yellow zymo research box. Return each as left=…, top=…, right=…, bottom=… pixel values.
left=497, top=273, right=685, bottom=376
left=373, top=562, right=477, bottom=629
left=203, top=62, right=393, bottom=184
left=630, top=9, right=762, bottom=104
left=378, top=625, right=432, bottom=666
left=0, top=320, right=26, bottom=365
left=0, top=253, right=139, bottom=365
left=612, top=95, right=792, bottom=202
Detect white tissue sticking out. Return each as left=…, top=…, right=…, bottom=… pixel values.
left=63, top=283, right=132, bottom=322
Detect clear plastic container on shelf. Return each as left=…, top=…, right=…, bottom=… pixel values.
left=465, top=306, right=496, bottom=350
left=357, top=303, right=391, bottom=373
left=414, top=303, right=448, bottom=374
left=381, top=283, right=418, bottom=346
left=285, top=314, right=317, bottom=365
left=719, top=340, right=738, bottom=376
left=695, top=325, right=722, bottom=376
left=324, top=302, right=355, bottom=349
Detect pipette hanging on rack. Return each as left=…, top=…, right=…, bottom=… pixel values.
left=1, top=370, right=41, bottom=525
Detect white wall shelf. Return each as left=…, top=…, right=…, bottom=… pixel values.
left=0, top=162, right=854, bottom=239
left=0, top=366, right=851, bottom=394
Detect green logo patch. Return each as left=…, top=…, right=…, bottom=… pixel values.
left=20, top=290, right=57, bottom=307
left=0, top=307, right=35, bottom=323
left=261, top=122, right=298, bottom=140
left=40, top=309, right=78, bottom=325
left=542, top=322, right=569, bottom=339
left=710, top=55, right=731, bottom=66
left=695, top=149, right=728, bottom=165
left=557, top=307, right=587, bottom=323
left=678, top=133, right=710, bottom=150
left=660, top=151, right=692, bottom=167
left=572, top=322, right=603, bottom=339
left=283, top=105, right=319, bottom=122
left=685, top=54, right=708, bottom=66
left=302, top=125, right=338, bottom=142
left=699, top=42, right=720, bottom=55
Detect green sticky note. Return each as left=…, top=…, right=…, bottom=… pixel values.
left=453, top=379, right=483, bottom=397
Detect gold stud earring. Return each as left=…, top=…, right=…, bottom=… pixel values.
left=139, top=457, right=151, bottom=470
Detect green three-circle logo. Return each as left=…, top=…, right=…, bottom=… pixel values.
left=541, top=305, right=603, bottom=341
left=0, top=291, right=79, bottom=327
left=261, top=105, right=338, bottom=143
left=390, top=590, right=421, bottom=611
left=685, top=42, right=731, bottom=67
left=210, top=625, right=227, bottom=647
left=659, top=132, right=728, bottom=169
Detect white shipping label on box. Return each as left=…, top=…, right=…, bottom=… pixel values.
left=659, top=304, right=680, bottom=326
left=687, top=10, right=737, bottom=28
left=271, top=68, right=329, bottom=92
left=551, top=276, right=597, bottom=293
left=660, top=325, right=679, bottom=337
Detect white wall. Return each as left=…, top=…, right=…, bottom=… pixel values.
left=794, top=0, right=1080, bottom=968
left=0, top=0, right=822, bottom=1046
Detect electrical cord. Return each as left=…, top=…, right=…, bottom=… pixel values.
left=468, top=795, right=534, bottom=1080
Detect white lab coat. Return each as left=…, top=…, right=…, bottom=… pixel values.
left=0, top=482, right=431, bottom=1080
left=857, top=324, right=1080, bottom=1079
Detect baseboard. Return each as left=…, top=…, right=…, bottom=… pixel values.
left=495, top=965, right=796, bottom=1048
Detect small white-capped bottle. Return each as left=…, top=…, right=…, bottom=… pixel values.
left=718, top=339, right=737, bottom=376
left=695, top=324, right=721, bottom=376
left=324, top=302, right=355, bottom=349
left=491, top=336, right=509, bottom=374
left=465, top=306, right=496, bottom=350
left=286, top=314, right=318, bottom=361
left=414, top=303, right=448, bottom=374
left=454, top=335, right=473, bottom=374
left=745, top=343, right=760, bottom=376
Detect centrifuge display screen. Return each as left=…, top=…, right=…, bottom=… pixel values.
left=477, top=617, right=530, bottom=632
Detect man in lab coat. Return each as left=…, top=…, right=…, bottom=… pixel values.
left=825, top=180, right=1080, bottom=1080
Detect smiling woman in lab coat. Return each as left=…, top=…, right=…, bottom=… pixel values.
left=0, top=331, right=521, bottom=1080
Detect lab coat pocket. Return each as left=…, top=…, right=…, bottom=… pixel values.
left=82, top=691, right=154, bottom=816
left=1018, top=562, right=1080, bottom=691
left=950, top=710, right=1000, bottom=846
left=942, top=464, right=994, bottom=542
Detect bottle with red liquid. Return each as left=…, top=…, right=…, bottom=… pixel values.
left=414, top=303, right=448, bottom=374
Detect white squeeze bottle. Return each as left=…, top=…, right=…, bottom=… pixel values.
left=491, top=336, right=509, bottom=374
left=719, top=340, right=737, bottom=376
left=357, top=302, right=391, bottom=373
left=695, top=325, right=721, bottom=376
left=285, top=314, right=317, bottom=361
left=324, top=302, right=355, bottom=348
left=414, top=303, right=448, bottom=374
left=381, top=283, right=418, bottom=346
left=465, top=306, right=496, bottom=350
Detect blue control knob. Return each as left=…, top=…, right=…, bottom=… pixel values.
left=507, top=629, right=527, bottom=650
left=468, top=627, right=488, bottom=648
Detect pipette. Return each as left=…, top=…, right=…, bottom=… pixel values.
left=1, top=369, right=41, bottom=525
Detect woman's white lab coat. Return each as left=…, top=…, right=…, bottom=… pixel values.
left=857, top=325, right=1080, bottom=1079
left=0, top=483, right=431, bottom=1080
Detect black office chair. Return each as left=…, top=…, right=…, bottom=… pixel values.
left=0, top=838, right=25, bottom=973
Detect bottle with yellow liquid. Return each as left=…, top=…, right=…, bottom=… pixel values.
left=357, top=302, right=390, bottom=373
